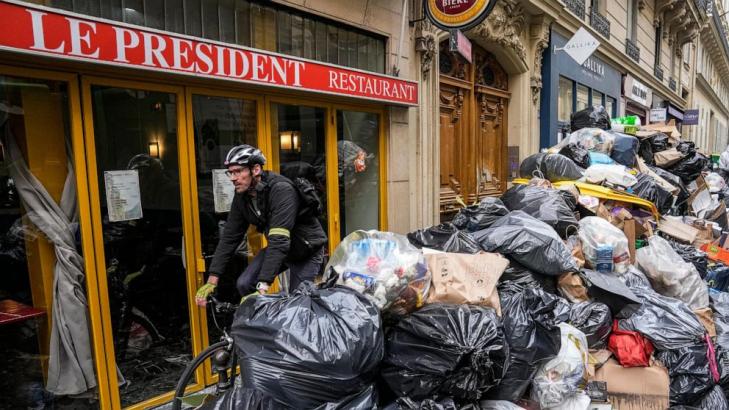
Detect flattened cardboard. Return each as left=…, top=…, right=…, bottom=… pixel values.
left=593, top=358, right=669, bottom=410
left=658, top=217, right=699, bottom=244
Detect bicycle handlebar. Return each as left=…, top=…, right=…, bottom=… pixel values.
left=207, top=296, right=237, bottom=315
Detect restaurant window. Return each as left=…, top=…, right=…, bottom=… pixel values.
left=606, top=97, right=616, bottom=118
left=0, top=75, right=97, bottom=408
left=592, top=90, right=604, bottom=108
left=47, top=0, right=387, bottom=73
left=558, top=76, right=573, bottom=122
left=576, top=84, right=589, bottom=111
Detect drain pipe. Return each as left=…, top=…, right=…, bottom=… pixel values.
left=393, top=0, right=408, bottom=76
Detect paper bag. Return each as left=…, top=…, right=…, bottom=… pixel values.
left=693, top=307, right=716, bottom=338
left=425, top=252, right=508, bottom=315
left=654, top=148, right=685, bottom=167
left=558, top=272, right=590, bottom=303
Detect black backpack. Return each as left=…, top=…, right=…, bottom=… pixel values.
left=292, top=177, right=323, bottom=218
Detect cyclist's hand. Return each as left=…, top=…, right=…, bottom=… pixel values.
left=195, top=283, right=217, bottom=307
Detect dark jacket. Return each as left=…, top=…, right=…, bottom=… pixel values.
left=208, top=171, right=327, bottom=283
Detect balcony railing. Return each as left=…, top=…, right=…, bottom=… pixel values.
left=669, top=78, right=677, bottom=91
left=590, top=10, right=611, bottom=38
left=625, top=39, right=640, bottom=63
left=654, top=66, right=664, bottom=81
left=565, top=0, right=586, bottom=20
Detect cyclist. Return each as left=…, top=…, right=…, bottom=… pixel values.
left=195, top=145, right=327, bottom=306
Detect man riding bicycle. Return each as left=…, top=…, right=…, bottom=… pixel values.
left=195, top=145, right=327, bottom=306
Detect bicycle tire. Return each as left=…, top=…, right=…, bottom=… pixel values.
left=171, top=340, right=230, bottom=410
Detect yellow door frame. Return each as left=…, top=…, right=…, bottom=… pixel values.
left=329, top=102, right=389, bottom=241
left=2, top=61, right=391, bottom=408
left=263, top=96, right=388, bottom=252
left=80, top=76, right=205, bottom=410
left=0, top=64, right=113, bottom=409
left=183, top=87, right=264, bottom=385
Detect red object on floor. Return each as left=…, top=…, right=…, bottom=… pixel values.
left=608, top=319, right=655, bottom=367
left=0, top=299, right=46, bottom=325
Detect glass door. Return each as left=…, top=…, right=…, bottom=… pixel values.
left=81, top=78, right=202, bottom=409
left=184, top=90, right=262, bottom=376
left=269, top=102, right=332, bottom=252
left=0, top=68, right=102, bottom=409
left=335, top=110, right=384, bottom=239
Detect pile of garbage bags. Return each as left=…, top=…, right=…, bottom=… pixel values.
left=198, top=108, right=729, bottom=410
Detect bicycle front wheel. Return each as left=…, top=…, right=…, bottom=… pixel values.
left=171, top=340, right=231, bottom=410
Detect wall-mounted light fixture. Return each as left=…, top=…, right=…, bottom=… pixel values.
left=148, top=141, right=160, bottom=158
left=279, top=131, right=301, bottom=151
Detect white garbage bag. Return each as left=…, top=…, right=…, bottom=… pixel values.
left=578, top=216, right=631, bottom=274
left=584, top=164, right=638, bottom=187
left=326, top=230, right=431, bottom=314
left=636, top=235, right=709, bottom=310
left=531, top=323, right=590, bottom=410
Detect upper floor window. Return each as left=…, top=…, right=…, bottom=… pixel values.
left=626, top=0, right=638, bottom=42
left=46, top=0, right=387, bottom=73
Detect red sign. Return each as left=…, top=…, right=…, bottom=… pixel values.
left=425, top=0, right=496, bottom=31
left=453, top=30, right=472, bottom=63
left=0, top=0, right=418, bottom=106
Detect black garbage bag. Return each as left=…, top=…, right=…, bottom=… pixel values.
left=711, top=290, right=729, bottom=348
left=381, top=304, right=508, bottom=402
left=639, top=137, right=655, bottom=165
left=582, top=270, right=641, bottom=319
left=498, top=258, right=558, bottom=294
left=619, top=285, right=706, bottom=351
left=382, top=396, right=473, bottom=410
left=407, top=223, right=481, bottom=254
left=668, top=240, right=709, bottom=278
left=519, top=153, right=584, bottom=182
left=657, top=344, right=716, bottom=406
left=692, top=385, right=729, bottom=410
left=201, top=385, right=378, bottom=410
left=652, top=167, right=691, bottom=213
left=669, top=152, right=710, bottom=185
left=486, top=284, right=564, bottom=401
left=611, top=133, right=640, bottom=167
left=570, top=105, right=611, bottom=131
left=559, top=143, right=591, bottom=169
left=500, top=185, right=579, bottom=239
left=569, top=301, right=612, bottom=349
left=473, top=211, right=578, bottom=276
left=632, top=172, right=675, bottom=214
left=718, top=345, right=729, bottom=402
left=707, top=265, right=729, bottom=292
left=232, top=282, right=384, bottom=409
left=451, top=197, right=509, bottom=232
left=678, top=141, right=698, bottom=156
left=650, top=133, right=671, bottom=153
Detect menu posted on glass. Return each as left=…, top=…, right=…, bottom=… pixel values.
left=104, top=170, right=143, bottom=222
left=212, top=169, right=235, bottom=213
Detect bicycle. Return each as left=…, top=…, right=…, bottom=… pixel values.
left=171, top=296, right=238, bottom=410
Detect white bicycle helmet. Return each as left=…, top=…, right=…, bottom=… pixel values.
left=224, top=144, right=266, bottom=167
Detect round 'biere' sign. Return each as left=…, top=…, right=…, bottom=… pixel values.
left=424, top=0, right=497, bottom=31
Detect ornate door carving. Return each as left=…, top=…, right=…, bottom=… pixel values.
left=439, top=42, right=510, bottom=218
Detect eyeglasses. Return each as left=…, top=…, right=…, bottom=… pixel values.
left=225, top=168, right=246, bottom=178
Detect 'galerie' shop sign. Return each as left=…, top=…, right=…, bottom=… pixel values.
left=0, top=0, right=418, bottom=106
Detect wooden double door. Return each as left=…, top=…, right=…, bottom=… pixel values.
left=439, top=42, right=510, bottom=218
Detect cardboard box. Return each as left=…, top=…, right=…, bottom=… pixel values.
left=593, top=358, right=669, bottom=410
